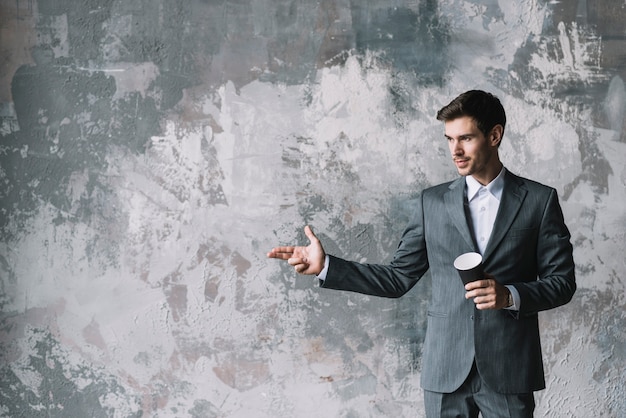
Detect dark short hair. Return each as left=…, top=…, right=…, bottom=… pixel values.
left=436, top=90, right=506, bottom=137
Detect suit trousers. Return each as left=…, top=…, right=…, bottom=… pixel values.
left=424, top=362, right=535, bottom=418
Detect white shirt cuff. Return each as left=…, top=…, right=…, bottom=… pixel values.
left=317, top=255, right=330, bottom=281
left=505, top=285, right=521, bottom=311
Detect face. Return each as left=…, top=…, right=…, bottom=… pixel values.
left=445, top=116, right=503, bottom=185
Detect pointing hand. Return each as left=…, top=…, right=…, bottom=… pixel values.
left=267, top=226, right=326, bottom=275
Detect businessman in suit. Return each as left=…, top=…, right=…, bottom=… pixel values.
left=267, top=90, right=576, bottom=417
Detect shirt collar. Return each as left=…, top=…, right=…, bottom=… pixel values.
left=465, top=166, right=506, bottom=201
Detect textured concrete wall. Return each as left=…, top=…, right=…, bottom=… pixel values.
left=1, top=1, right=625, bottom=417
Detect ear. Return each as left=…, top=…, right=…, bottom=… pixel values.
left=489, top=124, right=503, bottom=147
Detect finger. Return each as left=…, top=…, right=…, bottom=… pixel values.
left=464, top=284, right=480, bottom=294
left=293, top=262, right=310, bottom=273
left=473, top=298, right=486, bottom=309
left=288, top=257, right=307, bottom=266
left=464, top=281, right=480, bottom=291
left=270, top=246, right=296, bottom=254
left=465, top=279, right=489, bottom=291
left=267, top=252, right=288, bottom=259
left=267, top=247, right=296, bottom=259
left=465, top=291, right=478, bottom=300
left=476, top=301, right=496, bottom=310
left=304, top=225, right=319, bottom=243
left=267, top=252, right=293, bottom=260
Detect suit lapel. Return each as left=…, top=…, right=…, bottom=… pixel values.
left=482, top=172, right=527, bottom=262
left=445, top=178, right=476, bottom=251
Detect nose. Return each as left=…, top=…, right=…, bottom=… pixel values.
left=450, top=139, right=463, bottom=155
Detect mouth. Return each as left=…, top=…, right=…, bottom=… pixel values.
left=454, top=158, right=469, bottom=168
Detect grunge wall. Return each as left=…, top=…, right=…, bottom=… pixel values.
left=1, top=1, right=625, bottom=416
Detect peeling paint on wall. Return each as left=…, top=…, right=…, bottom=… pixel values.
left=1, top=0, right=625, bottom=416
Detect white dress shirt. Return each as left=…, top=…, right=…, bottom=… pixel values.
left=466, top=167, right=520, bottom=310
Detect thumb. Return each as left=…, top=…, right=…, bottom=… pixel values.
left=304, top=225, right=319, bottom=243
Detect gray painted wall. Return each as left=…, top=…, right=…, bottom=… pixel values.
left=1, top=0, right=624, bottom=416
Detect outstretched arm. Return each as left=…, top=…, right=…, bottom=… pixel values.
left=267, top=226, right=326, bottom=275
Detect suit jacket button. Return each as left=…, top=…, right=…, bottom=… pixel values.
left=470, top=315, right=474, bottom=320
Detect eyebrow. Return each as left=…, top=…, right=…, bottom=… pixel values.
left=444, top=133, right=475, bottom=139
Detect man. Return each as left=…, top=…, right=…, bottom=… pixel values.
left=267, top=90, right=576, bottom=417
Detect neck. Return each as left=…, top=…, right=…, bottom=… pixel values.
left=472, top=162, right=503, bottom=186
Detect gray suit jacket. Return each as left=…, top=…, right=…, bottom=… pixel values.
left=321, top=170, right=576, bottom=394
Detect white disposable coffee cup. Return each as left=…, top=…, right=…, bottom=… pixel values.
left=453, top=252, right=484, bottom=285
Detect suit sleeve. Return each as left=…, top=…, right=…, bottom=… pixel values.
left=514, top=188, right=576, bottom=316
left=320, top=193, right=430, bottom=298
